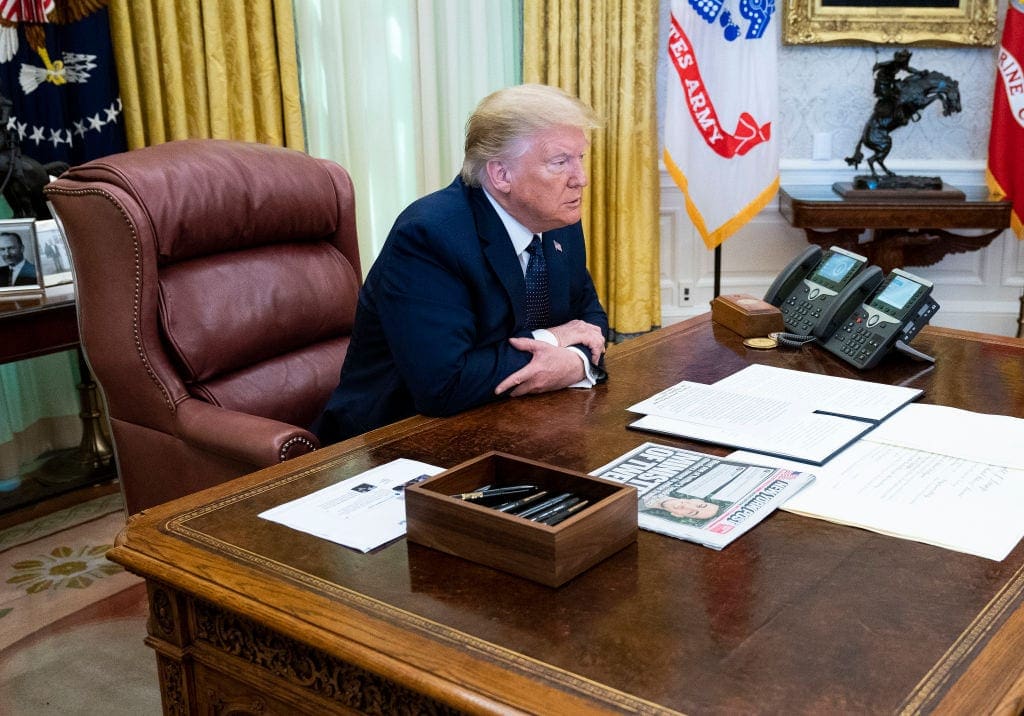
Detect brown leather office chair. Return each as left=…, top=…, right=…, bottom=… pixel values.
left=45, top=139, right=362, bottom=514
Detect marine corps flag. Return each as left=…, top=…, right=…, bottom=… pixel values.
left=663, top=0, right=779, bottom=249
left=987, top=0, right=1024, bottom=239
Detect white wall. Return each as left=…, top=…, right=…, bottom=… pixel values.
left=657, top=0, right=1024, bottom=337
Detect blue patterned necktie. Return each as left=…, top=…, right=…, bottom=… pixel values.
left=524, top=235, right=550, bottom=330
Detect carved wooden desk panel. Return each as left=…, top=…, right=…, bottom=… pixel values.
left=779, top=185, right=1012, bottom=273
left=109, top=316, right=1024, bottom=715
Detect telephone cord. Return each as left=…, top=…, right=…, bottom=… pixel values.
left=774, top=332, right=818, bottom=348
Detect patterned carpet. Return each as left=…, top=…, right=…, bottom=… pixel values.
left=0, top=493, right=162, bottom=714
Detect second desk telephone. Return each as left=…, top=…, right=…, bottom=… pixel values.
left=764, top=245, right=938, bottom=369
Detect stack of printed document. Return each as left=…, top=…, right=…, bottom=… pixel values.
left=628, top=364, right=922, bottom=464
left=732, top=403, right=1024, bottom=561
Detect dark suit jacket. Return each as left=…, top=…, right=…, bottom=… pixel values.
left=313, top=176, right=608, bottom=445
left=0, top=260, right=36, bottom=286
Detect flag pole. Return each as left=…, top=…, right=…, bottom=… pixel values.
left=713, top=245, right=721, bottom=297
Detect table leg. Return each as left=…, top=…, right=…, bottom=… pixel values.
left=33, top=348, right=115, bottom=485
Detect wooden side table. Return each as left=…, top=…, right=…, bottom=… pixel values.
left=0, top=284, right=115, bottom=511
left=779, top=185, right=1012, bottom=273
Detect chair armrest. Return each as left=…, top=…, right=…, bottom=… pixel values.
left=174, top=399, right=319, bottom=467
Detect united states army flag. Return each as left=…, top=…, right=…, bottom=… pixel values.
left=663, top=0, right=779, bottom=249
left=987, top=0, right=1024, bottom=239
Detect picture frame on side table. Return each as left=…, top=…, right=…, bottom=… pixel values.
left=0, top=218, right=43, bottom=296
left=783, top=0, right=999, bottom=47
left=34, top=218, right=73, bottom=287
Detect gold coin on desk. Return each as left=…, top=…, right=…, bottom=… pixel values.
left=743, top=336, right=778, bottom=350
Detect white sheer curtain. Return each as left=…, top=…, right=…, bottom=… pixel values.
left=292, top=0, right=522, bottom=270
left=0, top=351, right=82, bottom=486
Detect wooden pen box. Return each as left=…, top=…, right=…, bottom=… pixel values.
left=404, top=451, right=637, bottom=587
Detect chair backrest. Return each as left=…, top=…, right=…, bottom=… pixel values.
left=45, top=139, right=362, bottom=513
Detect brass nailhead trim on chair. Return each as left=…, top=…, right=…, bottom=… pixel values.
left=279, top=436, right=316, bottom=462
left=44, top=186, right=177, bottom=413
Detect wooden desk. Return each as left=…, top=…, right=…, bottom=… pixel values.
left=109, top=316, right=1024, bottom=715
left=779, top=185, right=1012, bottom=273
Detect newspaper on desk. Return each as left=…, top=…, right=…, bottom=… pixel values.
left=591, top=442, right=815, bottom=550
left=258, top=458, right=444, bottom=553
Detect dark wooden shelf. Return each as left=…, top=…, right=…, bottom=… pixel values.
left=779, top=185, right=1012, bottom=273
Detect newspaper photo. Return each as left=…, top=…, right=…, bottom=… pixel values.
left=591, top=442, right=815, bottom=550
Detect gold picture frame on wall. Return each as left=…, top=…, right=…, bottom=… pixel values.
left=783, top=0, right=1000, bottom=46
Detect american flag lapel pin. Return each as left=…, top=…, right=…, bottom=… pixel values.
left=553, top=240, right=563, bottom=253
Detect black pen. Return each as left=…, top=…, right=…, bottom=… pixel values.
left=541, top=499, right=589, bottom=526
left=495, top=490, right=549, bottom=512
left=529, top=496, right=583, bottom=523
left=515, top=492, right=574, bottom=520
left=452, top=484, right=538, bottom=503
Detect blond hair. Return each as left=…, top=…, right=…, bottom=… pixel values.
left=460, top=84, right=601, bottom=187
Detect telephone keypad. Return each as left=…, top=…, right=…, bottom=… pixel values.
left=832, top=311, right=887, bottom=365
left=781, top=291, right=824, bottom=334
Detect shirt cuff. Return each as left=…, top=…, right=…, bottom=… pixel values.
left=531, top=329, right=594, bottom=388
left=567, top=347, right=596, bottom=388
left=531, top=328, right=558, bottom=346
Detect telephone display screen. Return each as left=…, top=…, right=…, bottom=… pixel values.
left=808, top=252, right=862, bottom=291
left=869, top=274, right=925, bottom=318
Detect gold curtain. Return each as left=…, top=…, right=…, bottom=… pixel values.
left=107, top=0, right=304, bottom=149
left=523, top=1, right=660, bottom=338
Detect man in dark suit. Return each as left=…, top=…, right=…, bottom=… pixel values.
left=313, top=84, right=609, bottom=445
left=0, top=231, right=37, bottom=286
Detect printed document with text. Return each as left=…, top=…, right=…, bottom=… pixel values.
left=628, top=364, right=922, bottom=464
left=259, top=458, right=445, bottom=553
left=730, top=403, right=1024, bottom=561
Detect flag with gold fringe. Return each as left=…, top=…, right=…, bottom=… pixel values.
left=987, top=0, right=1024, bottom=239
left=663, top=0, right=779, bottom=249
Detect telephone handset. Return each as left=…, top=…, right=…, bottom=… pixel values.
left=764, top=245, right=876, bottom=337
left=763, top=244, right=822, bottom=312
left=811, top=265, right=884, bottom=340
left=819, top=268, right=939, bottom=369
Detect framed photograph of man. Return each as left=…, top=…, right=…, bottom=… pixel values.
left=34, top=218, right=73, bottom=287
left=0, top=218, right=43, bottom=295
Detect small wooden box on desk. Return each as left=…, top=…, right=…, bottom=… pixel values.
left=405, top=451, right=637, bottom=587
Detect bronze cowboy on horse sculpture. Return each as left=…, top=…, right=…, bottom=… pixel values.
left=846, top=50, right=962, bottom=185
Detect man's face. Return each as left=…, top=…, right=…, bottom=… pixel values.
left=661, top=497, right=718, bottom=520
left=0, top=234, right=23, bottom=267
left=498, top=125, right=589, bottom=233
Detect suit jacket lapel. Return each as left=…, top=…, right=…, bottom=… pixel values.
left=468, top=184, right=528, bottom=328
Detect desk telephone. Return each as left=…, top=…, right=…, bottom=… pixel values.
left=764, top=245, right=938, bottom=369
